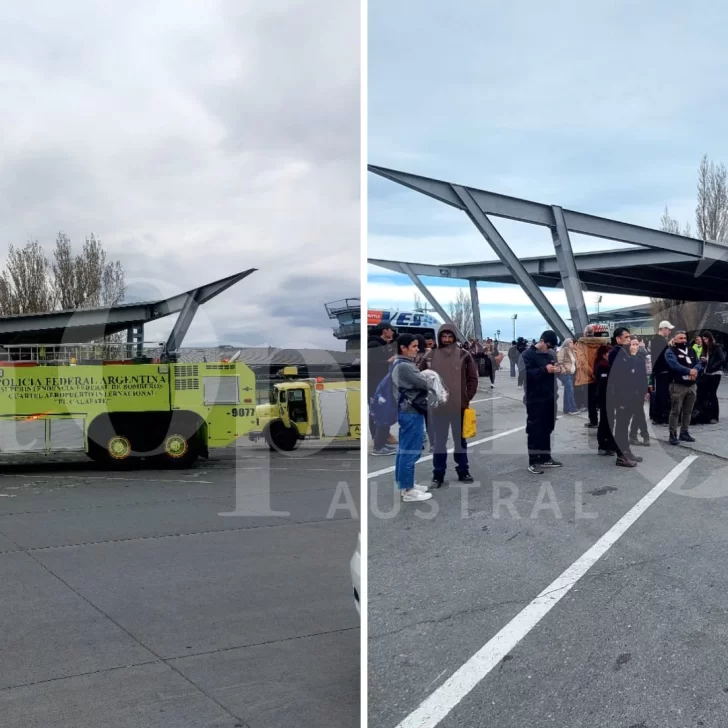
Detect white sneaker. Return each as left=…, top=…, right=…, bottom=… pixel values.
left=401, top=489, right=433, bottom=502
left=396, top=483, right=428, bottom=493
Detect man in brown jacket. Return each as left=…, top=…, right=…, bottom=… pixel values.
left=575, top=324, right=609, bottom=429
left=420, top=322, right=479, bottom=488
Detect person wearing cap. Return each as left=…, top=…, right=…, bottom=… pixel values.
left=649, top=320, right=675, bottom=425
left=664, top=329, right=702, bottom=445
left=519, top=330, right=563, bottom=474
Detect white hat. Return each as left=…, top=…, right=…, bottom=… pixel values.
left=658, top=320, right=674, bottom=330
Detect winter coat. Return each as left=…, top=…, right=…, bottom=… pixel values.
left=557, top=346, right=577, bottom=375
left=519, top=346, right=557, bottom=404
left=367, top=336, right=395, bottom=399
left=391, top=355, right=429, bottom=415
left=575, top=336, right=609, bottom=386
left=420, top=322, right=479, bottom=411
left=701, top=344, right=726, bottom=375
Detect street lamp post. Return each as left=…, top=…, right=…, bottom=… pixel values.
left=511, top=314, right=518, bottom=341
left=597, top=295, right=603, bottom=315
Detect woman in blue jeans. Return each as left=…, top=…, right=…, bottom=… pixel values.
left=557, top=338, right=579, bottom=414
left=390, top=334, right=433, bottom=502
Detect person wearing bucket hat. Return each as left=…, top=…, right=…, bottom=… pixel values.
left=649, top=320, right=675, bottom=425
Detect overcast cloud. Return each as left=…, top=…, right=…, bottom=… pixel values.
left=368, top=0, right=728, bottom=338
left=0, top=0, right=360, bottom=349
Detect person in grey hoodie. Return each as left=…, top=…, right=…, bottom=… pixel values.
left=391, top=334, right=433, bottom=502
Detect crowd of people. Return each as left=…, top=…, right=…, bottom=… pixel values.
left=522, top=321, right=726, bottom=472
left=368, top=318, right=727, bottom=500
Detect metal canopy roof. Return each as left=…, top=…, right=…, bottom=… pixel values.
left=369, top=164, right=728, bottom=339
left=0, top=269, right=256, bottom=346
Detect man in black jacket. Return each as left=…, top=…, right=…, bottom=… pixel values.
left=519, top=330, right=563, bottom=474
left=606, top=327, right=642, bottom=467
left=649, top=320, right=675, bottom=425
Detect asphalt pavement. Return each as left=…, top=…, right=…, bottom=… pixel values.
left=368, top=372, right=728, bottom=728
left=0, top=441, right=360, bottom=728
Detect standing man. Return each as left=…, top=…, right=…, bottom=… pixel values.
left=650, top=320, right=675, bottom=425
left=420, top=322, right=478, bottom=488
left=520, top=330, right=563, bottom=474
left=368, top=323, right=397, bottom=455
left=606, top=327, right=642, bottom=467
left=665, top=330, right=701, bottom=445
left=574, top=324, right=605, bottom=429
left=508, top=340, right=519, bottom=378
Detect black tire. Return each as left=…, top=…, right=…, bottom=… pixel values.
left=156, top=432, right=200, bottom=469
left=267, top=422, right=300, bottom=452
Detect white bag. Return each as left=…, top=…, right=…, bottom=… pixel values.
left=420, top=369, right=449, bottom=408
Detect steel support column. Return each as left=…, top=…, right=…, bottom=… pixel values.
left=469, top=279, right=483, bottom=341
left=451, top=185, right=572, bottom=341
left=398, top=262, right=461, bottom=339
left=550, top=205, right=590, bottom=336
left=163, top=291, right=201, bottom=362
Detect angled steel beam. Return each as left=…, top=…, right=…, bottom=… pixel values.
left=369, top=248, right=694, bottom=282
left=551, top=205, right=590, bottom=335
left=153, top=269, right=257, bottom=319
left=163, top=268, right=257, bottom=360
left=398, top=262, right=461, bottom=340
left=451, top=184, right=572, bottom=340
left=469, top=279, right=483, bottom=341
left=368, top=166, right=465, bottom=210
left=369, top=166, right=728, bottom=262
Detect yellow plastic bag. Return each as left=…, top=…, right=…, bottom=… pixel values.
left=462, top=407, right=477, bottom=439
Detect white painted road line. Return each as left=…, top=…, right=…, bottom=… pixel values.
left=367, top=425, right=526, bottom=479
left=470, top=397, right=502, bottom=404
left=394, top=453, right=699, bottom=728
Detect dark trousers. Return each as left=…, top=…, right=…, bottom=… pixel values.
left=587, top=382, right=598, bottom=425
left=526, top=401, right=555, bottom=464
left=510, top=360, right=517, bottom=377
left=650, top=372, right=671, bottom=423
left=597, top=400, right=617, bottom=452
left=629, top=399, right=649, bottom=439
left=369, top=410, right=390, bottom=449
left=431, top=409, right=468, bottom=476
left=611, top=402, right=633, bottom=458
left=696, top=376, right=721, bottom=423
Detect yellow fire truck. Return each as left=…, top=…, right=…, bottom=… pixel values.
left=0, top=350, right=259, bottom=468
left=0, top=270, right=361, bottom=467
left=250, top=367, right=360, bottom=451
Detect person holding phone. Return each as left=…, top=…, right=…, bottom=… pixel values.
left=519, top=330, right=563, bottom=474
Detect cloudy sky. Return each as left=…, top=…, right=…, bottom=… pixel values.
left=0, top=0, right=359, bottom=349
left=368, top=0, right=728, bottom=339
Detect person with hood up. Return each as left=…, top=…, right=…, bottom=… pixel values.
left=419, top=322, right=479, bottom=488
left=519, top=330, right=563, bottom=474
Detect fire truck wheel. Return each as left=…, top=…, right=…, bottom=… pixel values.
left=267, top=422, right=300, bottom=452
left=160, top=433, right=199, bottom=468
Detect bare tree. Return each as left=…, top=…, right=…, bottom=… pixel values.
left=653, top=154, right=728, bottom=333
left=448, top=288, right=475, bottom=340
left=52, top=233, right=125, bottom=310
left=0, top=240, right=56, bottom=315
left=696, top=154, right=728, bottom=243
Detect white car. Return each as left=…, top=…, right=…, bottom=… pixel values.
left=350, top=532, right=360, bottom=615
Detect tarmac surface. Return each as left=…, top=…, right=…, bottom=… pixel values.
left=0, top=441, right=360, bottom=728
left=368, top=372, right=728, bottom=728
